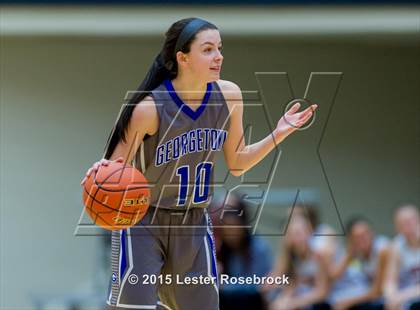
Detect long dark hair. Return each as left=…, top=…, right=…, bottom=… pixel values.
left=103, top=17, right=218, bottom=160
left=218, top=200, right=252, bottom=275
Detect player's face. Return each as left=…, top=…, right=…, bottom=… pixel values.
left=285, top=218, right=311, bottom=254
left=350, top=223, right=372, bottom=257
left=395, top=209, right=420, bottom=240
left=187, top=29, right=223, bottom=83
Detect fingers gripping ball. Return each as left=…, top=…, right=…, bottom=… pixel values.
left=82, top=161, right=150, bottom=230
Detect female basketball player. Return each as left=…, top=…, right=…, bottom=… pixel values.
left=81, top=17, right=317, bottom=310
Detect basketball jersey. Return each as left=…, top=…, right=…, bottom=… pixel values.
left=296, top=254, right=318, bottom=283
left=394, top=235, right=420, bottom=289
left=294, top=251, right=321, bottom=296
left=133, top=79, right=230, bottom=210
left=359, top=235, right=388, bottom=283
left=328, top=245, right=370, bottom=304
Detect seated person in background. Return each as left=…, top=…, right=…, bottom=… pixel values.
left=261, top=204, right=335, bottom=307
left=268, top=216, right=330, bottom=310
left=384, top=204, right=420, bottom=310
left=292, top=204, right=337, bottom=263
left=217, top=197, right=273, bottom=310
left=327, top=217, right=389, bottom=310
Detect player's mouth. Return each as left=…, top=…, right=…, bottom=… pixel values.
left=210, top=66, right=221, bottom=72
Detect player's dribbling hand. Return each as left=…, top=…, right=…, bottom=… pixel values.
left=80, top=157, right=125, bottom=186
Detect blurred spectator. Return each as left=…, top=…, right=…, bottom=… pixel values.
left=217, top=195, right=273, bottom=310
left=384, top=204, right=420, bottom=310
left=327, top=217, right=389, bottom=310
left=268, top=216, right=330, bottom=310
left=292, top=204, right=337, bottom=258
left=261, top=203, right=334, bottom=309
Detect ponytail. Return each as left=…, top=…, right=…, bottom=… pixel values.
left=103, top=53, right=169, bottom=160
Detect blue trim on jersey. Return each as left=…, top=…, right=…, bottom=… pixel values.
left=164, top=79, right=212, bottom=121
left=206, top=232, right=218, bottom=284
left=120, top=229, right=127, bottom=281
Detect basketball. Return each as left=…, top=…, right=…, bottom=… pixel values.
left=82, top=161, right=150, bottom=231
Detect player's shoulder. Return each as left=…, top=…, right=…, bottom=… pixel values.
left=132, top=95, right=159, bottom=133
left=133, top=95, right=157, bottom=117
left=215, top=79, right=242, bottom=100
left=216, top=79, right=241, bottom=91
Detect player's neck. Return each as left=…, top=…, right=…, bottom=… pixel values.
left=170, top=74, right=208, bottom=108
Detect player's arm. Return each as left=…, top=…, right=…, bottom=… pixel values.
left=286, top=252, right=329, bottom=309
left=327, top=242, right=354, bottom=282
left=334, top=247, right=390, bottom=310
left=219, top=79, right=280, bottom=177
left=384, top=243, right=400, bottom=298
left=370, top=246, right=390, bottom=297
left=81, top=96, right=158, bottom=185
left=260, top=242, right=289, bottom=293
left=108, top=96, right=158, bottom=162
left=218, top=79, right=317, bottom=177
left=384, top=244, right=420, bottom=309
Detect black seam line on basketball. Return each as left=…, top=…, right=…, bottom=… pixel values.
left=93, top=183, right=149, bottom=192
left=89, top=165, right=137, bottom=214
left=92, top=166, right=149, bottom=192
left=83, top=186, right=145, bottom=215
left=94, top=165, right=142, bottom=185
left=84, top=186, right=146, bottom=215
left=88, top=166, right=125, bottom=214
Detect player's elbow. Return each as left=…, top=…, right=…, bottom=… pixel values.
left=227, top=159, right=246, bottom=177
left=229, top=168, right=245, bottom=177
left=224, top=151, right=246, bottom=177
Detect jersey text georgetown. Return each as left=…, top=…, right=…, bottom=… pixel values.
left=155, top=128, right=228, bottom=166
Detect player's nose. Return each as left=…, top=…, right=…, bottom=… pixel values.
left=215, top=50, right=223, bottom=62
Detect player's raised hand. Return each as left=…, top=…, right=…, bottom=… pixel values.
left=80, top=157, right=124, bottom=186
left=275, top=102, right=318, bottom=139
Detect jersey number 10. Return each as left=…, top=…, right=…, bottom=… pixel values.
left=175, top=161, right=213, bottom=206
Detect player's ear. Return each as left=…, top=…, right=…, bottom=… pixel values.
left=176, top=51, right=188, bottom=67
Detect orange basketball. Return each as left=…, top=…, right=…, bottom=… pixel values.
left=82, top=161, right=150, bottom=231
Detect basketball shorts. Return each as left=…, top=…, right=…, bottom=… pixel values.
left=105, top=206, right=219, bottom=310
